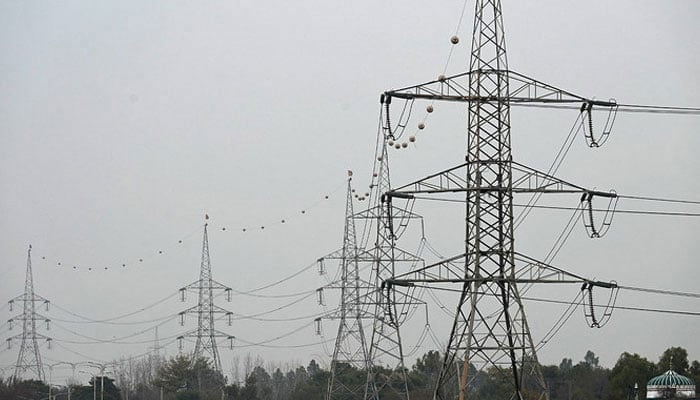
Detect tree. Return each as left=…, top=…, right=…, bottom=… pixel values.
left=0, top=378, right=49, bottom=400
left=70, top=376, right=121, bottom=400
left=155, top=355, right=225, bottom=400
left=658, top=347, right=689, bottom=375
left=608, top=352, right=656, bottom=400
left=585, top=350, right=600, bottom=369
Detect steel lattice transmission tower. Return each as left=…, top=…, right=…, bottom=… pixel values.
left=380, top=1, right=619, bottom=399
left=360, top=130, right=424, bottom=400
left=6, top=245, right=52, bottom=381
left=321, top=173, right=372, bottom=400
left=178, top=216, right=235, bottom=373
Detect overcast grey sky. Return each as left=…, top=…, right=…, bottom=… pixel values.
left=1, top=0, right=699, bottom=385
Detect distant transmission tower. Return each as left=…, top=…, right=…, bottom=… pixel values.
left=178, top=216, right=235, bottom=373
left=380, top=1, right=622, bottom=399
left=319, top=172, right=372, bottom=400
left=361, top=136, right=423, bottom=400
left=6, top=245, right=52, bottom=381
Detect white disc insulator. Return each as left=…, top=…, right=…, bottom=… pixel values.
left=394, top=143, right=401, bottom=149
left=451, top=35, right=459, bottom=44
left=418, top=123, right=425, bottom=130
left=438, top=74, right=446, bottom=81
left=426, top=105, right=434, bottom=113
left=401, top=142, right=408, bottom=148
left=409, top=135, right=416, bottom=142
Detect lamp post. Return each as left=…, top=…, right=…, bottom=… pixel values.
left=87, top=362, right=109, bottom=400
left=49, top=361, right=80, bottom=400
left=77, top=369, right=96, bottom=400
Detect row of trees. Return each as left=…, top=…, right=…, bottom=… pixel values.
left=1, top=347, right=698, bottom=399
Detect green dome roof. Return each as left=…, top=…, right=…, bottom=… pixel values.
left=647, top=370, right=695, bottom=387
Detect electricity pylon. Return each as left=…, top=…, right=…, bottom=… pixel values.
left=359, top=134, right=424, bottom=400
left=320, top=173, right=372, bottom=400
left=379, top=1, right=620, bottom=399
left=178, top=217, right=234, bottom=373
left=6, top=245, right=52, bottom=381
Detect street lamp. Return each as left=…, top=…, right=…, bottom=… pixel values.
left=49, top=362, right=82, bottom=400
left=86, top=362, right=112, bottom=400
left=77, top=370, right=97, bottom=400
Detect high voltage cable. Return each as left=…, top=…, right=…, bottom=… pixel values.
left=236, top=336, right=336, bottom=350
left=618, top=285, right=700, bottom=299
left=411, top=285, right=700, bottom=317
left=535, top=291, right=585, bottom=352
left=517, top=204, right=700, bottom=217
left=410, top=196, right=700, bottom=217
left=229, top=287, right=317, bottom=299
left=230, top=291, right=317, bottom=319
left=234, top=321, right=314, bottom=348
left=231, top=307, right=341, bottom=323
left=521, top=296, right=700, bottom=317
left=30, top=182, right=346, bottom=273
left=511, top=103, right=700, bottom=115
left=50, top=315, right=180, bottom=345
left=617, top=194, right=700, bottom=205
left=49, top=291, right=180, bottom=324
left=514, top=113, right=583, bottom=229
left=232, top=261, right=318, bottom=295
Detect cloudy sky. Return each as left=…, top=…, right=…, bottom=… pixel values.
left=1, top=0, right=699, bottom=385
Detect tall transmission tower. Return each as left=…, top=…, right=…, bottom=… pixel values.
left=360, top=132, right=424, bottom=400
left=6, top=245, right=52, bottom=381
left=178, top=217, right=235, bottom=374
left=320, top=172, right=372, bottom=400
left=378, top=1, right=621, bottom=399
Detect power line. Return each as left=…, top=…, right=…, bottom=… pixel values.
left=618, top=285, right=700, bottom=299
left=50, top=291, right=179, bottom=324
left=411, top=285, right=700, bottom=317
left=511, top=103, right=700, bottom=115
left=412, top=194, right=700, bottom=217
left=515, top=204, right=700, bottom=217
left=521, top=295, right=700, bottom=317
left=617, top=194, right=700, bottom=205
left=49, top=315, right=179, bottom=345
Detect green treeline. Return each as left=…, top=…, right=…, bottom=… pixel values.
left=1, top=346, right=698, bottom=400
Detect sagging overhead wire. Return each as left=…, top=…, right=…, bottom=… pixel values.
left=521, top=295, right=700, bottom=317
left=50, top=316, right=179, bottom=345
left=49, top=290, right=180, bottom=325
left=535, top=291, right=585, bottom=352
left=516, top=203, right=700, bottom=218
left=232, top=260, right=318, bottom=295
left=32, top=182, right=346, bottom=274
left=410, top=196, right=700, bottom=218
left=410, top=284, right=700, bottom=317
left=234, top=321, right=336, bottom=349
left=511, top=102, right=700, bottom=115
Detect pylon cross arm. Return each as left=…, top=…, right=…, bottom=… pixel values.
left=384, top=69, right=616, bottom=107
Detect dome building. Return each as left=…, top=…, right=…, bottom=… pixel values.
left=646, top=369, right=696, bottom=399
